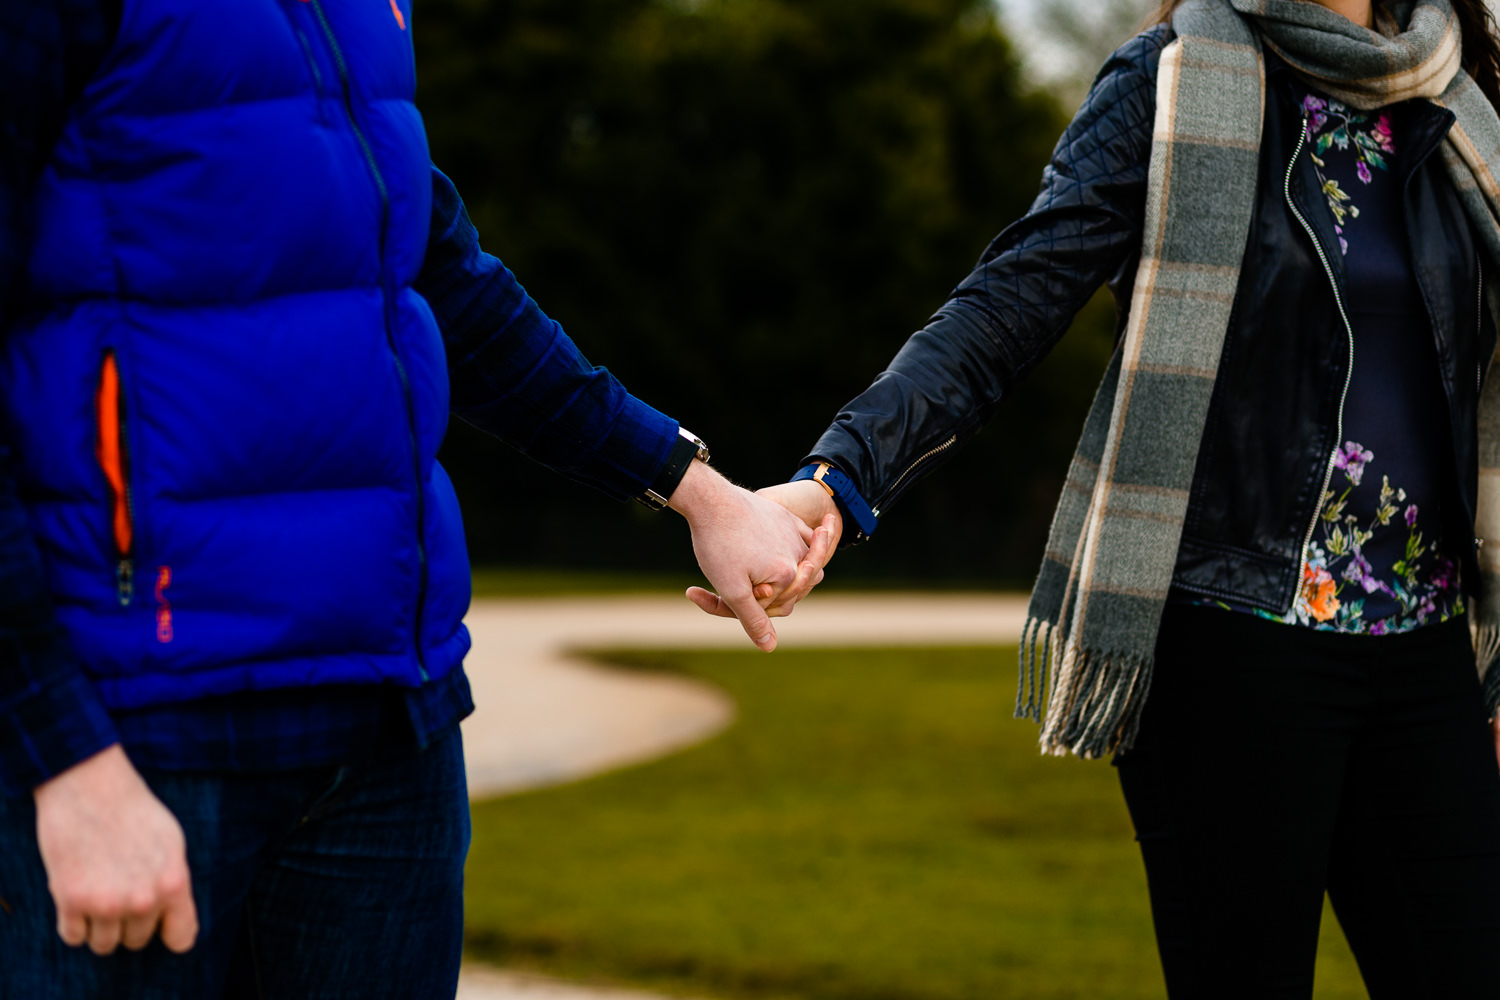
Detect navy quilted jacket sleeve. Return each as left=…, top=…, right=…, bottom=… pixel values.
left=0, top=0, right=124, bottom=794
left=804, top=26, right=1171, bottom=518
left=417, top=167, right=678, bottom=502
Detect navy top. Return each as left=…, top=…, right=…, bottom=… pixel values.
left=0, top=1, right=677, bottom=791
left=1195, top=81, right=1465, bottom=634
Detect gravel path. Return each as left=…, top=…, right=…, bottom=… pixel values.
left=456, top=591, right=1028, bottom=999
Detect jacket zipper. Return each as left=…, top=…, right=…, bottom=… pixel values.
left=871, top=434, right=957, bottom=518
left=96, top=350, right=135, bottom=607
left=1286, top=114, right=1357, bottom=612
left=307, top=0, right=429, bottom=679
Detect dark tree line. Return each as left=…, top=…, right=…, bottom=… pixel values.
left=416, top=0, right=1118, bottom=586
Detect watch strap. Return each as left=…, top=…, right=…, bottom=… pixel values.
left=638, top=428, right=710, bottom=510
left=790, top=462, right=878, bottom=544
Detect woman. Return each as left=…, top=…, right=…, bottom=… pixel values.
left=695, top=0, right=1500, bottom=994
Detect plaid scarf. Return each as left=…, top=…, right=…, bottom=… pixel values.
left=1018, top=0, right=1500, bottom=759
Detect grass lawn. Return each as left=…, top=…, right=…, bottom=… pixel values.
left=468, top=568, right=1021, bottom=599
left=464, top=645, right=1367, bottom=999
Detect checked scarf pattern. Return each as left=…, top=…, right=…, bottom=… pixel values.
left=1018, top=0, right=1500, bottom=759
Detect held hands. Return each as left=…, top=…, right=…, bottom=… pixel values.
left=32, top=744, right=198, bottom=955
left=670, top=463, right=838, bottom=650
left=674, top=470, right=845, bottom=648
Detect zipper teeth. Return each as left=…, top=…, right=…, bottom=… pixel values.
left=872, top=434, right=957, bottom=518
left=1286, top=115, right=1357, bottom=611
left=309, top=0, right=428, bottom=677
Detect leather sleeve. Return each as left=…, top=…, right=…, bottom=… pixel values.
left=803, top=25, right=1170, bottom=519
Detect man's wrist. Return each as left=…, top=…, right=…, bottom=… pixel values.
left=32, top=743, right=131, bottom=804
left=638, top=427, right=710, bottom=511
left=667, top=458, right=734, bottom=523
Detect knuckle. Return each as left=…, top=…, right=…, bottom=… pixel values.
left=157, top=866, right=189, bottom=898
left=123, top=889, right=157, bottom=917
left=93, top=897, right=126, bottom=921
left=68, top=891, right=108, bottom=918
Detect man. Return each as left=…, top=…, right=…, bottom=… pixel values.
left=0, top=1, right=832, bottom=995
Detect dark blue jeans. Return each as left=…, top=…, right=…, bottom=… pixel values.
left=0, top=723, right=470, bottom=999
left=1117, top=606, right=1500, bottom=999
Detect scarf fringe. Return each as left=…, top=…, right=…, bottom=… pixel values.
left=1018, top=617, right=1153, bottom=760
left=1473, top=620, right=1500, bottom=717
left=1474, top=622, right=1500, bottom=677
left=1015, top=616, right=1056, bottom=723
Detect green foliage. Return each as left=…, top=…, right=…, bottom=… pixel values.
left=416, top=0, right=1114, bottom=582
left=464, top=645, right=1369, bottom=998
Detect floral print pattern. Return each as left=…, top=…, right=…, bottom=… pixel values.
left=1302, top=94, right=1395, bottom=255
left=1197, top=441, right=1462, bottom=635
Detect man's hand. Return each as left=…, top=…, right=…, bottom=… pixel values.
left=671, top=462, right=836, bottom=650
left=32, top=744, right=198, bottom=955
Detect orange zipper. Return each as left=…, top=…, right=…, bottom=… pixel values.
left=96, top=350, right=134, bottom=606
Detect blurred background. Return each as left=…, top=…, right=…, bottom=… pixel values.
left=419, top=0, right=1151, bottom=589
left=431, top=4, right=1388, bottom=997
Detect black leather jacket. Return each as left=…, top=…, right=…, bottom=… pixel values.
left=807, top=25, right=1495, bottom=613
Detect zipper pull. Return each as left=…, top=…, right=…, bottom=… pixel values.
left=117, top=558, right=134, bottom=607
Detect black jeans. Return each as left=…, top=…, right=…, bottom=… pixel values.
left=1115, top=606, right=1500, bottom=999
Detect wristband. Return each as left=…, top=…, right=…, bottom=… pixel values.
left=790, top=462, right=878, bottom=544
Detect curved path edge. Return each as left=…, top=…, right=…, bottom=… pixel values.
left=456, top=591, right=1029, bottom=998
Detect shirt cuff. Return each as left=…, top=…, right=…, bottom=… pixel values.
left=590, top=397, right=679, bottom=503
left=0, top=656, right=119, bottom=797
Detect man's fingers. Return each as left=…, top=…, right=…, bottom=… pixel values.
left=86, top=915, right=124, bottom=956
left=56, top=910, right=87, bottom=948
left=158, top=892, right=199, bottom=954
left=722, top=593, right=777, bottom=651
left=685, top=586, right=736, bottom=618
left=121, top=911, right=164, bottom=952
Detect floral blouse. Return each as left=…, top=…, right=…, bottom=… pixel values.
left=1191, top=85, right=1465, bottom=635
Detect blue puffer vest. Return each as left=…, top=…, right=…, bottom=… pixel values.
left=0, top=0, right=472, bottom=711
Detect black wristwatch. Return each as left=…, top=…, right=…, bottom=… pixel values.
left=790, top=461, right=878, bottom=544
left=637, top=427, right=711, bottom=510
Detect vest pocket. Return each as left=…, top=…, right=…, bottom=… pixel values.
left=95, top=350, right=135, bottom=607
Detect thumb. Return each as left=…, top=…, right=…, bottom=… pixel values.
left=722, top=592, right=777, bottom=652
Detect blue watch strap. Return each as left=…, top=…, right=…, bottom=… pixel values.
left=790, top=462, right=878, bottom=543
